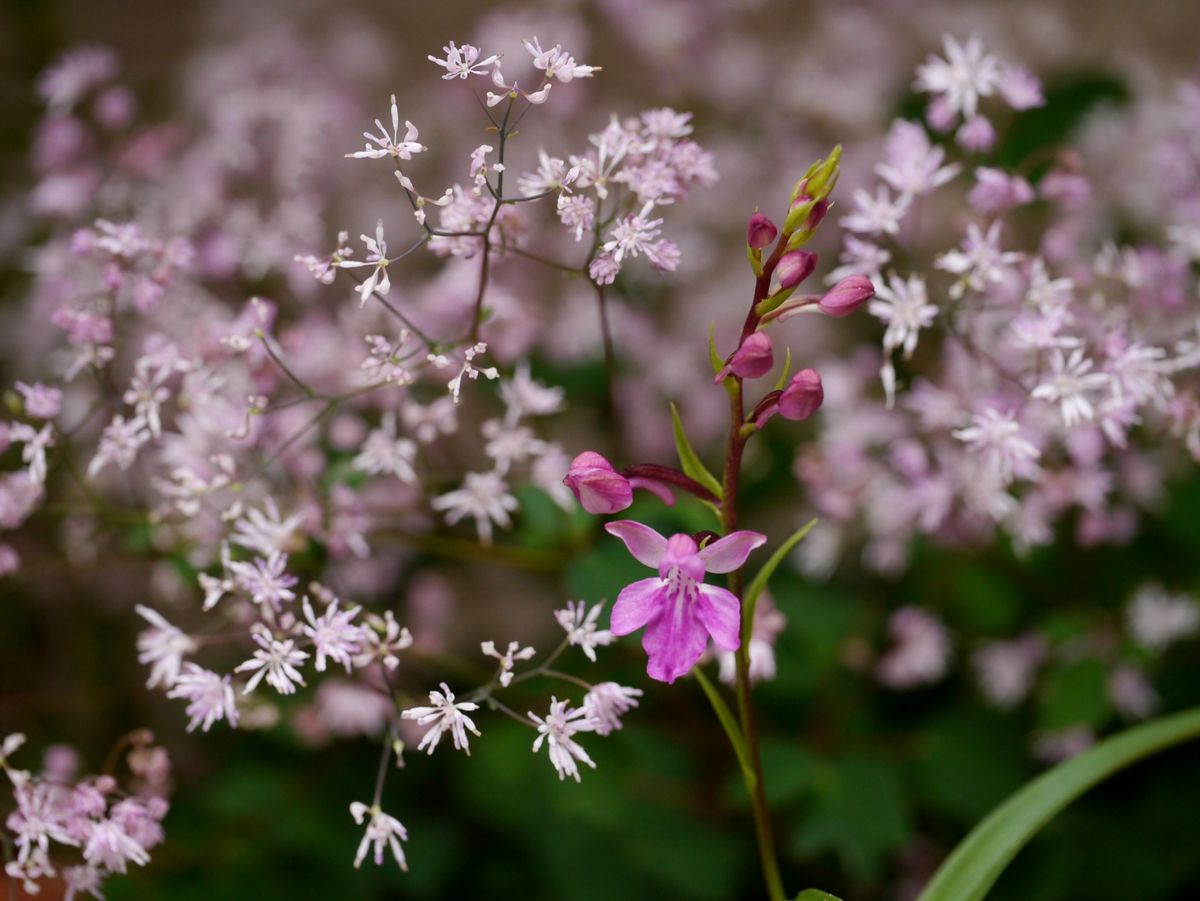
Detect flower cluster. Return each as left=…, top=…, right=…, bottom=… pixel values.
left=1, top=731, right=171, bottom=897
left=799, top=32, right=1200, bottom=577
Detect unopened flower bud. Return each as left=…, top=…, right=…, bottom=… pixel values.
left=818, top=276, right=874, bottom=318
left=715, top=332, right=774, bottom=383
left=776, top=250, right=817, bottom=291
left=746, top=212, right=777, bottom=249
left=564, top=451, right=633, bottom=514
left=778, top=369, right=824, bottom=421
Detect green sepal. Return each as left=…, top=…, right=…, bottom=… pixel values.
left=774, top=348, right=793, bottom=391
left=756, top=285, right=797, bottom=318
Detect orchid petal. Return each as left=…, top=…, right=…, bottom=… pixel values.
left=696, top=584, right=741, bottom=651
left=641, top=603, right=710, bottom=684
left=610, top=577, right=666, bottom=636
left=697, top=530, right=767, bottom=573
left=605, top=520, right=668, bottom=568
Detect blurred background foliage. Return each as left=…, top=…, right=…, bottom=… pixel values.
left=2, top=1, right=1200, bottom=899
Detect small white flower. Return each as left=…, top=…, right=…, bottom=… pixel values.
left=1127, top=585, right=1200, bottom=651
left=582, top=683, right=642, bottom=736
left=915, top=33, right=1000, bottom=119
left=135, top=605, right=196, bottom=689
left=839, top=186, right=911, bottom=236
left=336, top=220, right=391, bottom=305
left=346, top=95, right=424, bottom=161
left=480, top=640, right=536, bottom=687
left=869, top=272, right=937, bottom=359
left=353, top=413, right=417, bottom=482
left=529, top=697, right=595, bottom=782
left=555, top=601, right=615, bottom=662
left=1031, top=348, right=1110, bottom=427
left=357, top=611, right=413, bottom=671
left=167, top=664, right=239, bottom=732
left=401, top=683, right=480, bottom=755
left=428, top=41, right=498, bottom=80
left=302, top=596, right=366, bottom=673
left=349, top=802, right=408, bottom=871
left=953, top=408, right=1040, bottom=485
left=431, top=471, right=519, bottom=546
left=235, top=625, right=309, bottom=695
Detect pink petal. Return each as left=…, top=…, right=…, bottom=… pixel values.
left=641, top=603, right=710, bottom=684
left=610, top=578, right=667, bottom=636
left=605, top=520, right=668, bottom=568
left=697, top=530, right=767, bottom=573
left=696, top=584, right=741, bottom=651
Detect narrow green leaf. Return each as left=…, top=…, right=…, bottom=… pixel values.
left=693, top=666, right=756, bottom=791
left=918, top=706, right=1200, bottom=901
left=744, top=519, right=818, bottom=629
left=670, top=402, right=723, bottom=500
left=794, top=891, right=842, bottom=901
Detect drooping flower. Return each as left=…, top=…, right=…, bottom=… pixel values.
left=582, top=683, right=643, bottom=736
left=335, top=220, right=391, bottom=305
left=604, top=521, right=766, bottom=683
left=349, top=802, right=408, bottom=871
left=529, top=697, right=595, bottom=781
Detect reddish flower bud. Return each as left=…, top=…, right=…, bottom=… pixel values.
left=563, top=451, right=633, bottom=514
left=778, top=368, right=824, bottom=420
left=746, top=212, right=778, bottom=249
left=818, top=275, right=874, bottom=318
left=804, top=198, right=830, bottom=233
left=715, top=332, right=774, bottom=383
left=776, top=250, right=817, bottom=290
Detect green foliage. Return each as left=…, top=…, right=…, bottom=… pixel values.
left=918, top=707, right=1200, bottom=901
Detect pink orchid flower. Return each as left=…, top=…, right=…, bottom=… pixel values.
left=605, top=521, right=767, bottom=683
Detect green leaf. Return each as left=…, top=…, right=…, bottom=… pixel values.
left=669, top=402, right=723, bottom=500
left=917, top=706, right=1200, bottom=901
left=744, top=519, right=818, bottom=626
left=794, top=891, right=842, bottom=901
left=693, top=666, right=756, bottom=792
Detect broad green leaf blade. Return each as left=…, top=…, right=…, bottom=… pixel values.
left=794, top=891, right=842, bottom=901
left=670, top=402, right=723, bottom=500
left=918, top=706, right=1200, bottom=901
